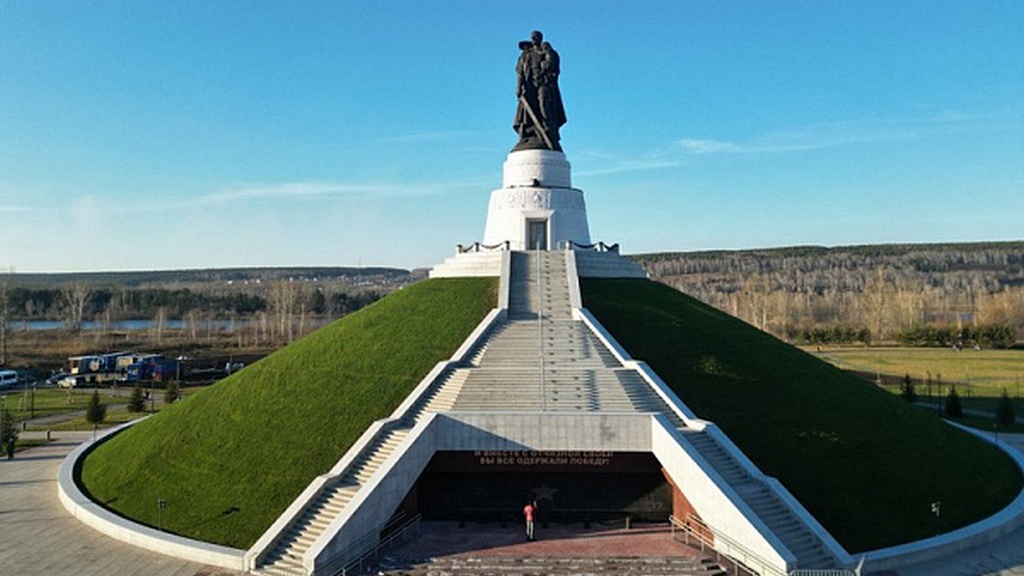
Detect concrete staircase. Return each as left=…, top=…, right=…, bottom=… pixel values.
left=453, top=251, right=840, bottom=570
left=448, top=252, right=684, bottom=421
left=252, top=249, right=841, bottom=573
left=255, top=427, right=412, bottom=575
left=676, top=428, right=839, bottom=570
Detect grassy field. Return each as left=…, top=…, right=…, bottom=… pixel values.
left=582, top=278, right=1022, bottom=553
left=45, top=405, right=146, bottom=431
left=807, top=346, right=1024, bottom=414
left=79, top=277, right=496, bottom=549
left=2, top=387, right=128, bottom=421
left=2, top=384, right=204, bottom=429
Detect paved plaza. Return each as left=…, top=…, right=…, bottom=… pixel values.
left=3, top=432, right=1024, bottom=575
left=0, top=432, right=220, bottom=576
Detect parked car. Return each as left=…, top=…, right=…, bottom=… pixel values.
left=0, top=369, right=19, bottom=389
left=58, top=375, right=84, bottom=389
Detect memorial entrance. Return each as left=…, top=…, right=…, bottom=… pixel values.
left=407, top=451, right=671, bottom=524
left=527, top=219, right=548, bottom=250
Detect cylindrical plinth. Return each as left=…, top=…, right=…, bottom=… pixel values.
left=482, top=149, right=591, bottom=250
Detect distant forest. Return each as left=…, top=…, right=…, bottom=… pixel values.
left=634, top=242, right=1024, bottom=347
left=3, top=243, right=1022, bottom=351
left=0, top=267, right=417, bottom=346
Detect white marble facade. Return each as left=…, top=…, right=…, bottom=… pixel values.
left=482, top=149, right=591, bottom=250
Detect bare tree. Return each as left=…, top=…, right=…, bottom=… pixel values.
left=60, top=282, right=93, bottom=333
left=860, top=267, right=894, bottom=342
left=741, top=275, right=772, bottom=332
left=186, top=308, right=200, bottom=341
left=267, top=279, right=299, bottom=343
left=153, top=306, right=167, bottom=344
left=0, top=270, right=10, bottom=365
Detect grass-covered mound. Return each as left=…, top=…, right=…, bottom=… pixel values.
left=80, top=277, right=496, bottom=549
left=582, top=278, right=1021, bottom=553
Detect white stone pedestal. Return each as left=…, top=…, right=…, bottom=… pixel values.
left=481, top=149, right=591, bottom=250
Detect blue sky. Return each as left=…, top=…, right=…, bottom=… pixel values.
left=2, top=1, right=1021, bottom=272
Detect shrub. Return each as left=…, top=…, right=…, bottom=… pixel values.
left=945, top=385, right=963, bottom=418
left=900, top=373, right=917, bottom=404
left=1, top=407, right=17, bottom=448
left=85, top=389, right=107, bottom=431
left=128, top=385, right=146, bottom=413
left=163, top=382, right=180, bottom=406
left=996, top=389, right=1016, bottom=428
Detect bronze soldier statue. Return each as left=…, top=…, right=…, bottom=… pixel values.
left=513, top=30, right=567, bottom=152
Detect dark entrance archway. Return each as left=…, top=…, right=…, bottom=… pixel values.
left=527, top=219, right=548, bottom=250
left=406, top=451, right=671, bottom=525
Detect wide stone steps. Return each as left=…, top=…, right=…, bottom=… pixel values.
left=677, top=429, right=751, bottom=486
left=379, top=555, right=728, bottom=576
left=740, top=486, right=836, bottom=569
left=254, top=427, right=412, bottom=574
left=509, top=252, right=572, bottom=318
left=473, top=324, right=619, bottom=367
left=451, top=367, right=674, bottom=413
left=408, top=369, right=471, bottom=416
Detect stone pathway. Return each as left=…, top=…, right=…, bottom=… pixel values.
left=0, top=432, right=222, bottom=576
left=389, top=520, right=697, bottom=560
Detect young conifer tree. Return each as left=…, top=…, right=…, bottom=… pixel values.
left=996, top=388, right=1016, bottom=428
left=900, top=373, right=917, bottom=404
left=944, top=384, right=963, bottom=419
left=85, top=389, right=107, bottom=440
left=128, top=384, right=146, bottom=413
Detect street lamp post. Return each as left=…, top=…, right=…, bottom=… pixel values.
left=157, top=498, right=166, bottom=531
left=1, top=394, right=6, bottom=450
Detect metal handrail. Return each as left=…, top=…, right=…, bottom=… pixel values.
left=457, top=241, right=511, bottom=253
left=537, top=247, right=545, bottom=410
left=670, top=514, right=787, bottom=576
left=786, top=565, right=860, bottom=569
left=562, top=240, right=620, bottom=253
left=322, top=513, right=422, bottom=576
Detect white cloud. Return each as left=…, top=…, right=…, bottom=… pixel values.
left=376, top=130, right=485, bottom=144
left=572, top=148, right=683, bottom=177
left=676, top=111, right=991, bottom=157
left=197, top=181, right=384, bottom=204
left=678, top=138, right=744, bottom=154
left=195, top=178, right=488, bottom=206
left=575, top=112, right=969, bottom=177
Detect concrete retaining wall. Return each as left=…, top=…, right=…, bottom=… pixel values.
left=863, top=424, right=1024, bottom=573
left=651, top=416, right=794, bottom=575
left=57, top=421, right=246, bottom=571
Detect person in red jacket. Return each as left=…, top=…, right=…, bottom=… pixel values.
left=523, top=500, right=537, bottom=541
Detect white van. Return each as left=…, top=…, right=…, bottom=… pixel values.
left=0, top=370, right=18, bottom=389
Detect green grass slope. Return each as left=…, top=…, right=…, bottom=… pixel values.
left=80, top=277, right=496, bottom=549
left=582, top=278, right=1021, bottom=553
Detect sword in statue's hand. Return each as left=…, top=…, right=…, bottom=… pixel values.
left=519, top=95, right=555, bottom=150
